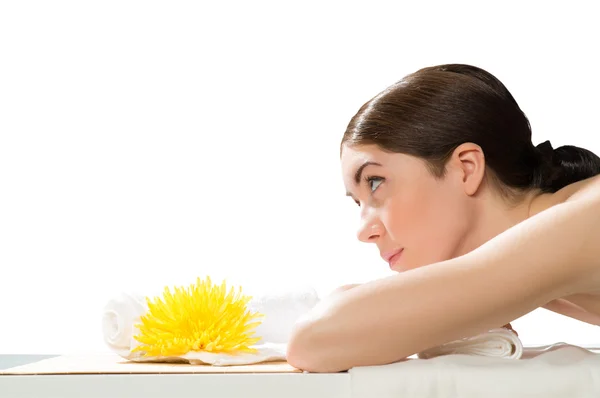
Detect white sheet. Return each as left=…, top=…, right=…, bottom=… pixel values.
left=349, top=343, right=600, bottom=398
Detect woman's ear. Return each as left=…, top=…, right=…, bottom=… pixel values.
left=447, top=143, right=486, bottom=196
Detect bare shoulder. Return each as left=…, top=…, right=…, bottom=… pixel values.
left=558, top=175, right=600, bottom=291
left=565, top=174, right=600, bottom=202
left=530, top=174, right=600, bottom=215
left=538, top=175, right=600, bottom=320
left=503, top=174, right=600, bottom=294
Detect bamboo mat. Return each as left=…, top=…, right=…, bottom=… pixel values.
left=0, top=354, right=301, bottom=375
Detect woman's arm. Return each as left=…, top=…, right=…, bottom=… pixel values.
left=287, top=180, right=600, bottom=373
left=328, top=284, right=361, bottom=295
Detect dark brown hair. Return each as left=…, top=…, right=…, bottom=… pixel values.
left=341, top=64, right=600, bottom=195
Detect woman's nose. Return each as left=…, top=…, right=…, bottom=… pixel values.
left=356, top=213, right=382, bottom=243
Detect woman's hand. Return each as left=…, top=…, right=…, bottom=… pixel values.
left=502, top=323, right=518, bottom=336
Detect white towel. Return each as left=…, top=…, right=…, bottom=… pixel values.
left=101, top=291, right=148, bottom=359
left=417, top=328, right=523, bottom=360
left=245, top=285, right=320, bottom=344
left=349, top=343, right=600, bottom=398
left=101, top=285, right=319, bottom=365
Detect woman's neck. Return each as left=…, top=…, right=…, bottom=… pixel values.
left=454, top=189, right=545, bottom=258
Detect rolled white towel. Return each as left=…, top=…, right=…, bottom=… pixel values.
left=101, top=284, right=319, bottom=365
left=417, top=328, right=523, bottom=360
left=246, top=285, right=320, bottom=344
left=101, top=291, right=148, bottom=358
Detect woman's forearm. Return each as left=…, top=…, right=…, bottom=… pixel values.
left=287, top=195, right=600, bottom=373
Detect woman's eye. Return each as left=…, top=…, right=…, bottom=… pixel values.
left=367, top=177, right=383, bottom=192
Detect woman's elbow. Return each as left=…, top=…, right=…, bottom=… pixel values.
left=286, top=320, right=344, bottom=373
left=286, top=321, right=323, bottom=372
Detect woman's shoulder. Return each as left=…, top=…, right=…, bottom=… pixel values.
left=564, top=174, right=600, bottom=202
left=530, top=174, right=600, bottom=216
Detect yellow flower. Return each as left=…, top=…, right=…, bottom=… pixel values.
left=132, top=276, right=264, bottom=358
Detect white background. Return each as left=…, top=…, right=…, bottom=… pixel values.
left=1, top=1, right=599, bottom=354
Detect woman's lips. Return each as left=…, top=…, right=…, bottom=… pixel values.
left=383, top=248, right=404, bottom=268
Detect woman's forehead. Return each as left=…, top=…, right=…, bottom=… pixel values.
left=341, top=144, right=406, bottom=173
left=341, top=144, right=384, bottom=165
left=341, top=145, right=379, bottom=173
left=341, top=145, right=423, bottom=187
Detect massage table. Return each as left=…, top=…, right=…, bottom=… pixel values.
left=2, top=344, right=600, bottom=398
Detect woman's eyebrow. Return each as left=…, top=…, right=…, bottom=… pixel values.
left=353, top=161, right=382, bottom=184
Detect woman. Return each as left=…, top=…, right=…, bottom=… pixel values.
left=286, top=64, right=600, bottom=373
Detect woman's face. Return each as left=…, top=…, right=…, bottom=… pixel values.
left=340, top=144, right=475, bottom=272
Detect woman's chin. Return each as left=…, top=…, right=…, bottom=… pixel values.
left=390, top=259, right=429, bottom=273
left=390, top=262, right=410, bottom=273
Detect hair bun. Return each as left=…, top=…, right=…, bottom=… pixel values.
left=533, top=140, right=561, bottom=191
left=535, top=140, right=554, bottom=164
left=533, top=141, right=600, bottom=192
